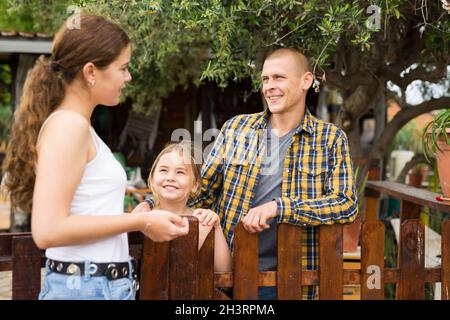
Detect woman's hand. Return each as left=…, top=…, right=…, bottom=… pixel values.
left=140, top=210, right=189, bottom=242
left=193, top=209, right=220, bottom=228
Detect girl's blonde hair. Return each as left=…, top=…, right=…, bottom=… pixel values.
left=2, top=15, right=130, bottom=213
left=148, top=141, right=202, bottom=207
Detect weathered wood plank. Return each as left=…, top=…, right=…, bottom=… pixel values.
left=198, top=230, right=214, bottom=300
left=233, top=223, right=258, bottom=300
left=0, top=232, right=32, bottom=256
left=366, top=181, right=450, bottom=214
left=214, top=268, right=441, bottom=288
left=169, top=217, right=199, bottom=299
left=361, top=220, right=385, bottom=299
left=319, top=224, right=343, bottom=300
left=442, top=219, right=450, bottom=300
left=398, top=219, right=425, bottom=299
left=277, top=224, right=302, bottom=300
left=400, top=200, right=421, bottom=221
left=12, top=236, right=41, bottom=300
left=139, top=238, right=169, bottom=299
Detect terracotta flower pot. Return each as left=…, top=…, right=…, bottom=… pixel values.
left=436, top=136, right=450, bottom=198
left=408, top=170, right=423, bottom=188
left=343, top=215, right=361, bottom=252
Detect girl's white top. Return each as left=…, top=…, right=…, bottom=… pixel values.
left=38, top=111, right=129, bottom=262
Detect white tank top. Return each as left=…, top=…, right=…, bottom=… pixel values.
left=38, top=110, right=129, bottom=263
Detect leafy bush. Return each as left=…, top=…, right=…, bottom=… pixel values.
left=0, top=64, right=12, bottom=150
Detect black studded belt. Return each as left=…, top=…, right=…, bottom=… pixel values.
left=47, top=259, right=135, bottom=280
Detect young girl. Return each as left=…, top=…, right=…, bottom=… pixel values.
left=148, top=141, right=232, bottom=272
left=2, top=15, right=189, bottom=300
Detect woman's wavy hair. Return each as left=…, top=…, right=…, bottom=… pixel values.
left=1, top=15, right=130, bottom=213
left=147, top=141, right=202, bottom=208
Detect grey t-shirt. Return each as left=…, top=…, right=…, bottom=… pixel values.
left=252, top=122, right=297, bottom=272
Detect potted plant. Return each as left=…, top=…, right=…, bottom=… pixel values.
left=422, top=109, right=450, bottom=199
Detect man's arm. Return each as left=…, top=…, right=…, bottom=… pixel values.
left=275, top=132, right=358, bottom=226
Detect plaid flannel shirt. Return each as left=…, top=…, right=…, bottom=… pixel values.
left=190, top=109, right=358, bottom=299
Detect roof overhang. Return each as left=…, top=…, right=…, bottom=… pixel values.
left=0, top=38, right=52, bottom=54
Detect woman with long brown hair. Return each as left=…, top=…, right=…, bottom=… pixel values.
left=2, top=14, right=189, bottom=300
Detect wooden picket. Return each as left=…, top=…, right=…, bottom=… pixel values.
left=277, top=224, right=302, bottom=300
left=398, top=219, right=425, bottom=299
left=139, top=238, right=169, bottom=299
left=232, top=223, right=258, bottom=300
left=12, top=236, right=41, bottom=300
left=198, top=231, right=215, bottom=299
left=169, top=217, right=199, bottom=299
left=139, top=216, right=200, bottom=300
left=442, top=219, right=450, bottom=300
left=361, top=220, right=385, bottom=299
left=319, top=224, right=343, bottom=300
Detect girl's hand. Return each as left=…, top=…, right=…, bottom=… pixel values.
left=132, top=201, right=151, bottom=213
left=193, top=209, right=220, bottom=228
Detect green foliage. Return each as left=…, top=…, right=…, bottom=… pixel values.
left=81, top=0, right=403, bottom=112
left=0, top=64, right=12, bottom=146
left=0, top=0, right=33, bottom=31
left=0, top=0, right=394, bottom=114
left=1, top=0, right=446, bottom=117
left=0, top=104, right=12, bottom=147
left=87, top=0, right=214, bottom=113
left=0, top=0, right=71, bottom=32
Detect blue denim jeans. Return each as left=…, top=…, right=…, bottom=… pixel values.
left=39, top=259, right=136, bottom=300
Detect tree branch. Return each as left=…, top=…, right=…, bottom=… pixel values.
left=324, top=71, right=351, bottom=91
left=369, top=96, right=450, bottom=159
left=325, top=70, right=375, bottom=92
left=381, top=63, right=448, bottom=91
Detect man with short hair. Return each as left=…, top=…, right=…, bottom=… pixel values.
left=191, top=47, right=358, bottom=299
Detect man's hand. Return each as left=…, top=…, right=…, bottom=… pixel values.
left=242, top=200, right=278, bottom=233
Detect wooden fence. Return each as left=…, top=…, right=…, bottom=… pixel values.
left=0, top=180, right=449, bottom=300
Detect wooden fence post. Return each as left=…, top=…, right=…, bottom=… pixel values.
left=198, top=231, right=215, bottom=300
left=233, top=222, right=258, bottom=300
left=398, top=219, right=425, bottom=299
left=361, top=220, right=385, bottom=299
left=139, top=238, right=169, bottom=299
left=319, top=224, right=343, bottom=300
left=441, top=219, right=450, bottom=300
left=139, top=216, right=202, bottom=299
left=12, top=236, right=41, bottom=300
left=277, top=224, right=302, bottom=300
left=169, top=217, right=199, bottom=299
